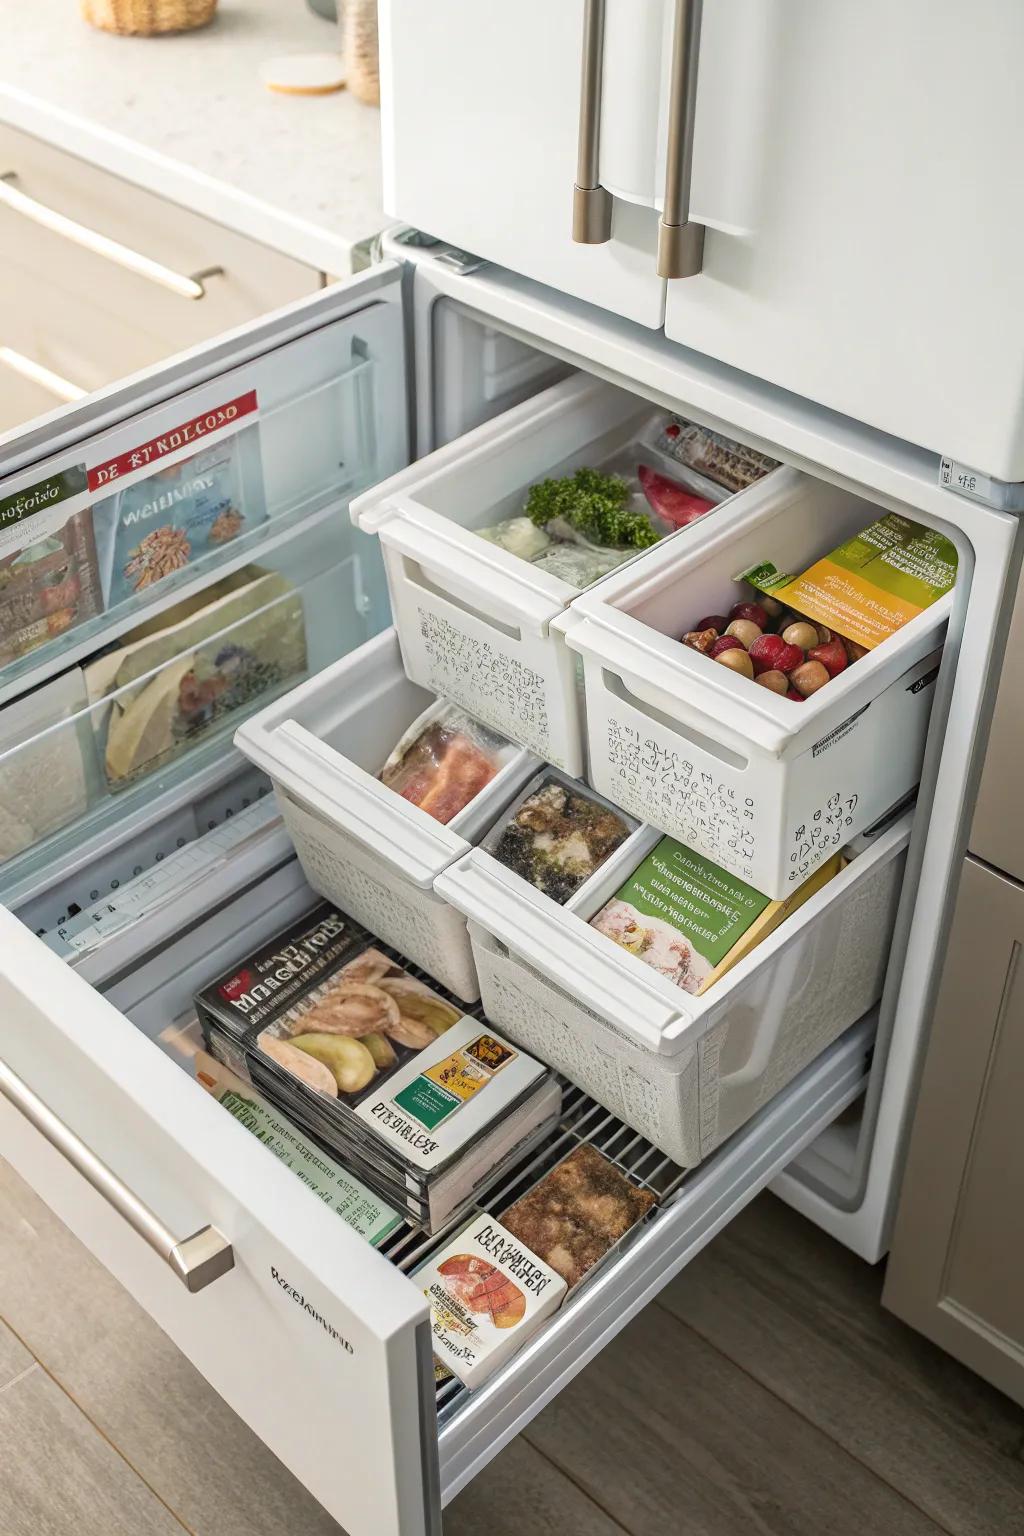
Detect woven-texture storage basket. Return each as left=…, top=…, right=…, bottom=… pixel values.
left=343, top=0, right=379, bottom=105
left=80, top=0, right=217, bottom=34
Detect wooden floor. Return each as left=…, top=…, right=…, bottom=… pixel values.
left=2, top=1156, right=1023, bottom=1536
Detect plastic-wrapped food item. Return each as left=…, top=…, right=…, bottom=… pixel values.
left=475, top=515, right=552, bottom=562
left=637, top=464, right=715, bottom=530
left=500, top=1144, right=655, bottom=1289
left=529, top=542, right=630, bottom=589
left=0, top=511, right=103, bottom=667
left=524, top=466, right=659, bottom=551
left=380, top=699, right=518, bottom=825
left=482, top=768, right=636, bottom=904
left=650, top=416, right=779, bottom=493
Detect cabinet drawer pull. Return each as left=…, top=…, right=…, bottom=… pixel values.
left=0, top=1058, right=234, bottom=1293
left=571, top=0, right=613, bottom=243
left=657, top=0, right=705, bottom=278
left=0, top=345, right=86, bottom=402
left=0, top=173, right=223, bottom=301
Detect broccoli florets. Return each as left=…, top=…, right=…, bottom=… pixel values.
left=524, top=467, right=659, bottom=549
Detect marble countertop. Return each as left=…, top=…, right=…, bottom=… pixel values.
left=0, top=0, right=387, bottom=273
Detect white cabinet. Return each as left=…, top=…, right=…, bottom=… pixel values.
left=382, top=0, right=1024, bottom=478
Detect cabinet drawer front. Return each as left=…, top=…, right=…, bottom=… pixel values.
left=0, top=905, right=434, bottom=1536
left=0, top=123, right=321, bottom=390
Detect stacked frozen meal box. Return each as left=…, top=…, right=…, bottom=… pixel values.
left=194, top=901, right=561, bottom=1232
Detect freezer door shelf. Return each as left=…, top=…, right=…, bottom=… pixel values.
left=0, top=842, right=872, bottom=1535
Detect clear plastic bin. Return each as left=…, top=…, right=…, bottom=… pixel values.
left=560, top=469, right=951, bottom=897
left=234, top=630, right=539, bottom=1001
left=0, top=510, right=378, bottom=898
left=436, top=813, right=909, bottom=1166
left=351, top=373, right=761, bottom=775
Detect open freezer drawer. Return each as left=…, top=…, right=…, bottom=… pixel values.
left=1, top=829, right=874, bottom=1535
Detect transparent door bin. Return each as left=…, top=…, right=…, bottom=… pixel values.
left=351, top=374, right=773, bottom=775
left=0, top=512, right=376, bottom=899
left=0, top=340, right=378, bottom=705
left=437, top=814, right=909, bottom=1167
left=561, top=469, right=953, bottom=897
left=234, top=629, right=540, bottom=1001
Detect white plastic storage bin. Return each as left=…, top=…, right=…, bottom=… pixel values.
left=560, top=469, right=952, bottom=897
left=350, top=373, right=753, bottom=776
left=437, top=814, right=909, bottom=1167
left=233, top=629, right=538, bottom=1001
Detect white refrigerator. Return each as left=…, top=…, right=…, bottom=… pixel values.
left=0, top=30, right=1021, bottom=1536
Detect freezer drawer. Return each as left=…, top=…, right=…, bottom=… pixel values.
left=0, top=837, right=874, bottom=1535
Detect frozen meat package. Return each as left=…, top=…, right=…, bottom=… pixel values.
left=194, top=903, right=560, bottom=1230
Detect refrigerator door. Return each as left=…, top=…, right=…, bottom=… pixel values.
left=666, top=0, right=1024, bottom=478
left=379, top=0, right=670, bottom=328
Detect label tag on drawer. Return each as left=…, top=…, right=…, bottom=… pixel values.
left=939, top=457, right=1024, bottom=511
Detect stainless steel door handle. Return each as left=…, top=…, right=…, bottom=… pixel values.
left=0, top=345, right=86, bottom=402
left=571, top=0, right=613, bottom=243
left=657, top=0, right=705, bottom=278
left=0, top=173, right=222, bottom=300
left=0, top=1058, right=234, bottom=1293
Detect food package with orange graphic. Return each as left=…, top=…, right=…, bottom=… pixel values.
left=737, top=512, right=957, bottom=652
left=416, top=1212, right=567, bottom=1387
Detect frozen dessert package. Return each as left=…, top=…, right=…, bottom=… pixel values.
left=84, top=565, right=306, bottom=788
left=737, top=512, right=958, bottom=652
left=415, top=1212, right=567, bottom=1388
left=93, top=430, right=267, bottom=608
left=500, top=1144, right=655, bottom=1290
left=481, top=768, right=637, bottom=904
left=194, top=1050, right=403, bottom=1246
left=591, top=836, right=843, bottom=996
left=648, top=416, right=780, bottom=493
left=195, top=903, right=560, bottom=1231
left=380, top=698, right=519, bottom=825
left=0, top=510, right=103, bottom=667
left=528, top=541, right=630, bottom=589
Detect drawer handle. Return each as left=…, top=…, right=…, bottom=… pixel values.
left=0, top=345, right=86, bottom=402
left=657, top=0, right=706, bottom=278
left=0, top=1058, right=234, bottom=1293
left=571, top=0, right=613, bottom=243
left=0, top=173, right=223, bottom=301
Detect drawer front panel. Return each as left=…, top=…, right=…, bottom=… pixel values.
left=0, top=123, right=322, bottom=403
left=0, top=907, right=433, bottom=1536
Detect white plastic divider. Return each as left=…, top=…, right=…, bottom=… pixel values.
left=234, top=629, right=540, bottom=1001
left=437, top=815, right=910, bottom=1166
left=560, top=469, right=952, bottom=894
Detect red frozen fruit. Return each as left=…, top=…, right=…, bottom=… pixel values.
left=709, top=634, right=745, bottom=658
left=637, top=464, right=715, bottom=529
left=747, top=633, right=786, bottom=674
left=774, top=642, right=805, bottom=674
left=694, top=614, right=729, bottom=634
left=730, top=601, right=769, bottom=629
left=786, top=688, right=804, bottom=701
left=808, top=637, right=849, bottom=678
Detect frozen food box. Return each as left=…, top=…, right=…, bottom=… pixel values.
left=415, top=1211, right=567, bottom=1388
left=194, top=1050, right=402, bottom=1246
left=0, top=509, right=103, bottom=668
left=93, top=431, right=267, bottom=608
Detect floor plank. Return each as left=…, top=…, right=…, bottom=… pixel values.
left=660, top=1195, right=1024, bottom=1536
left=0, top=1315, right=32, bottom=1390
left=446, top=1437, right=629, bottom=1536
left=0, top=1364, right=187, bottom=1536
left=523, top=1298, right=944, bottom=1536
left=0, top=1158, right=344, bottom=1536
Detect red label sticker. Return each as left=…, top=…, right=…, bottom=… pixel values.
left=87, top=389, right=258, bottom=492
left=219, top=968, right=255, bottom=1004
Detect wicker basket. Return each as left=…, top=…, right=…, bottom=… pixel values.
left=343, top=0, right=379, bottom=105
left=80, top=0, right=217, bottom=34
